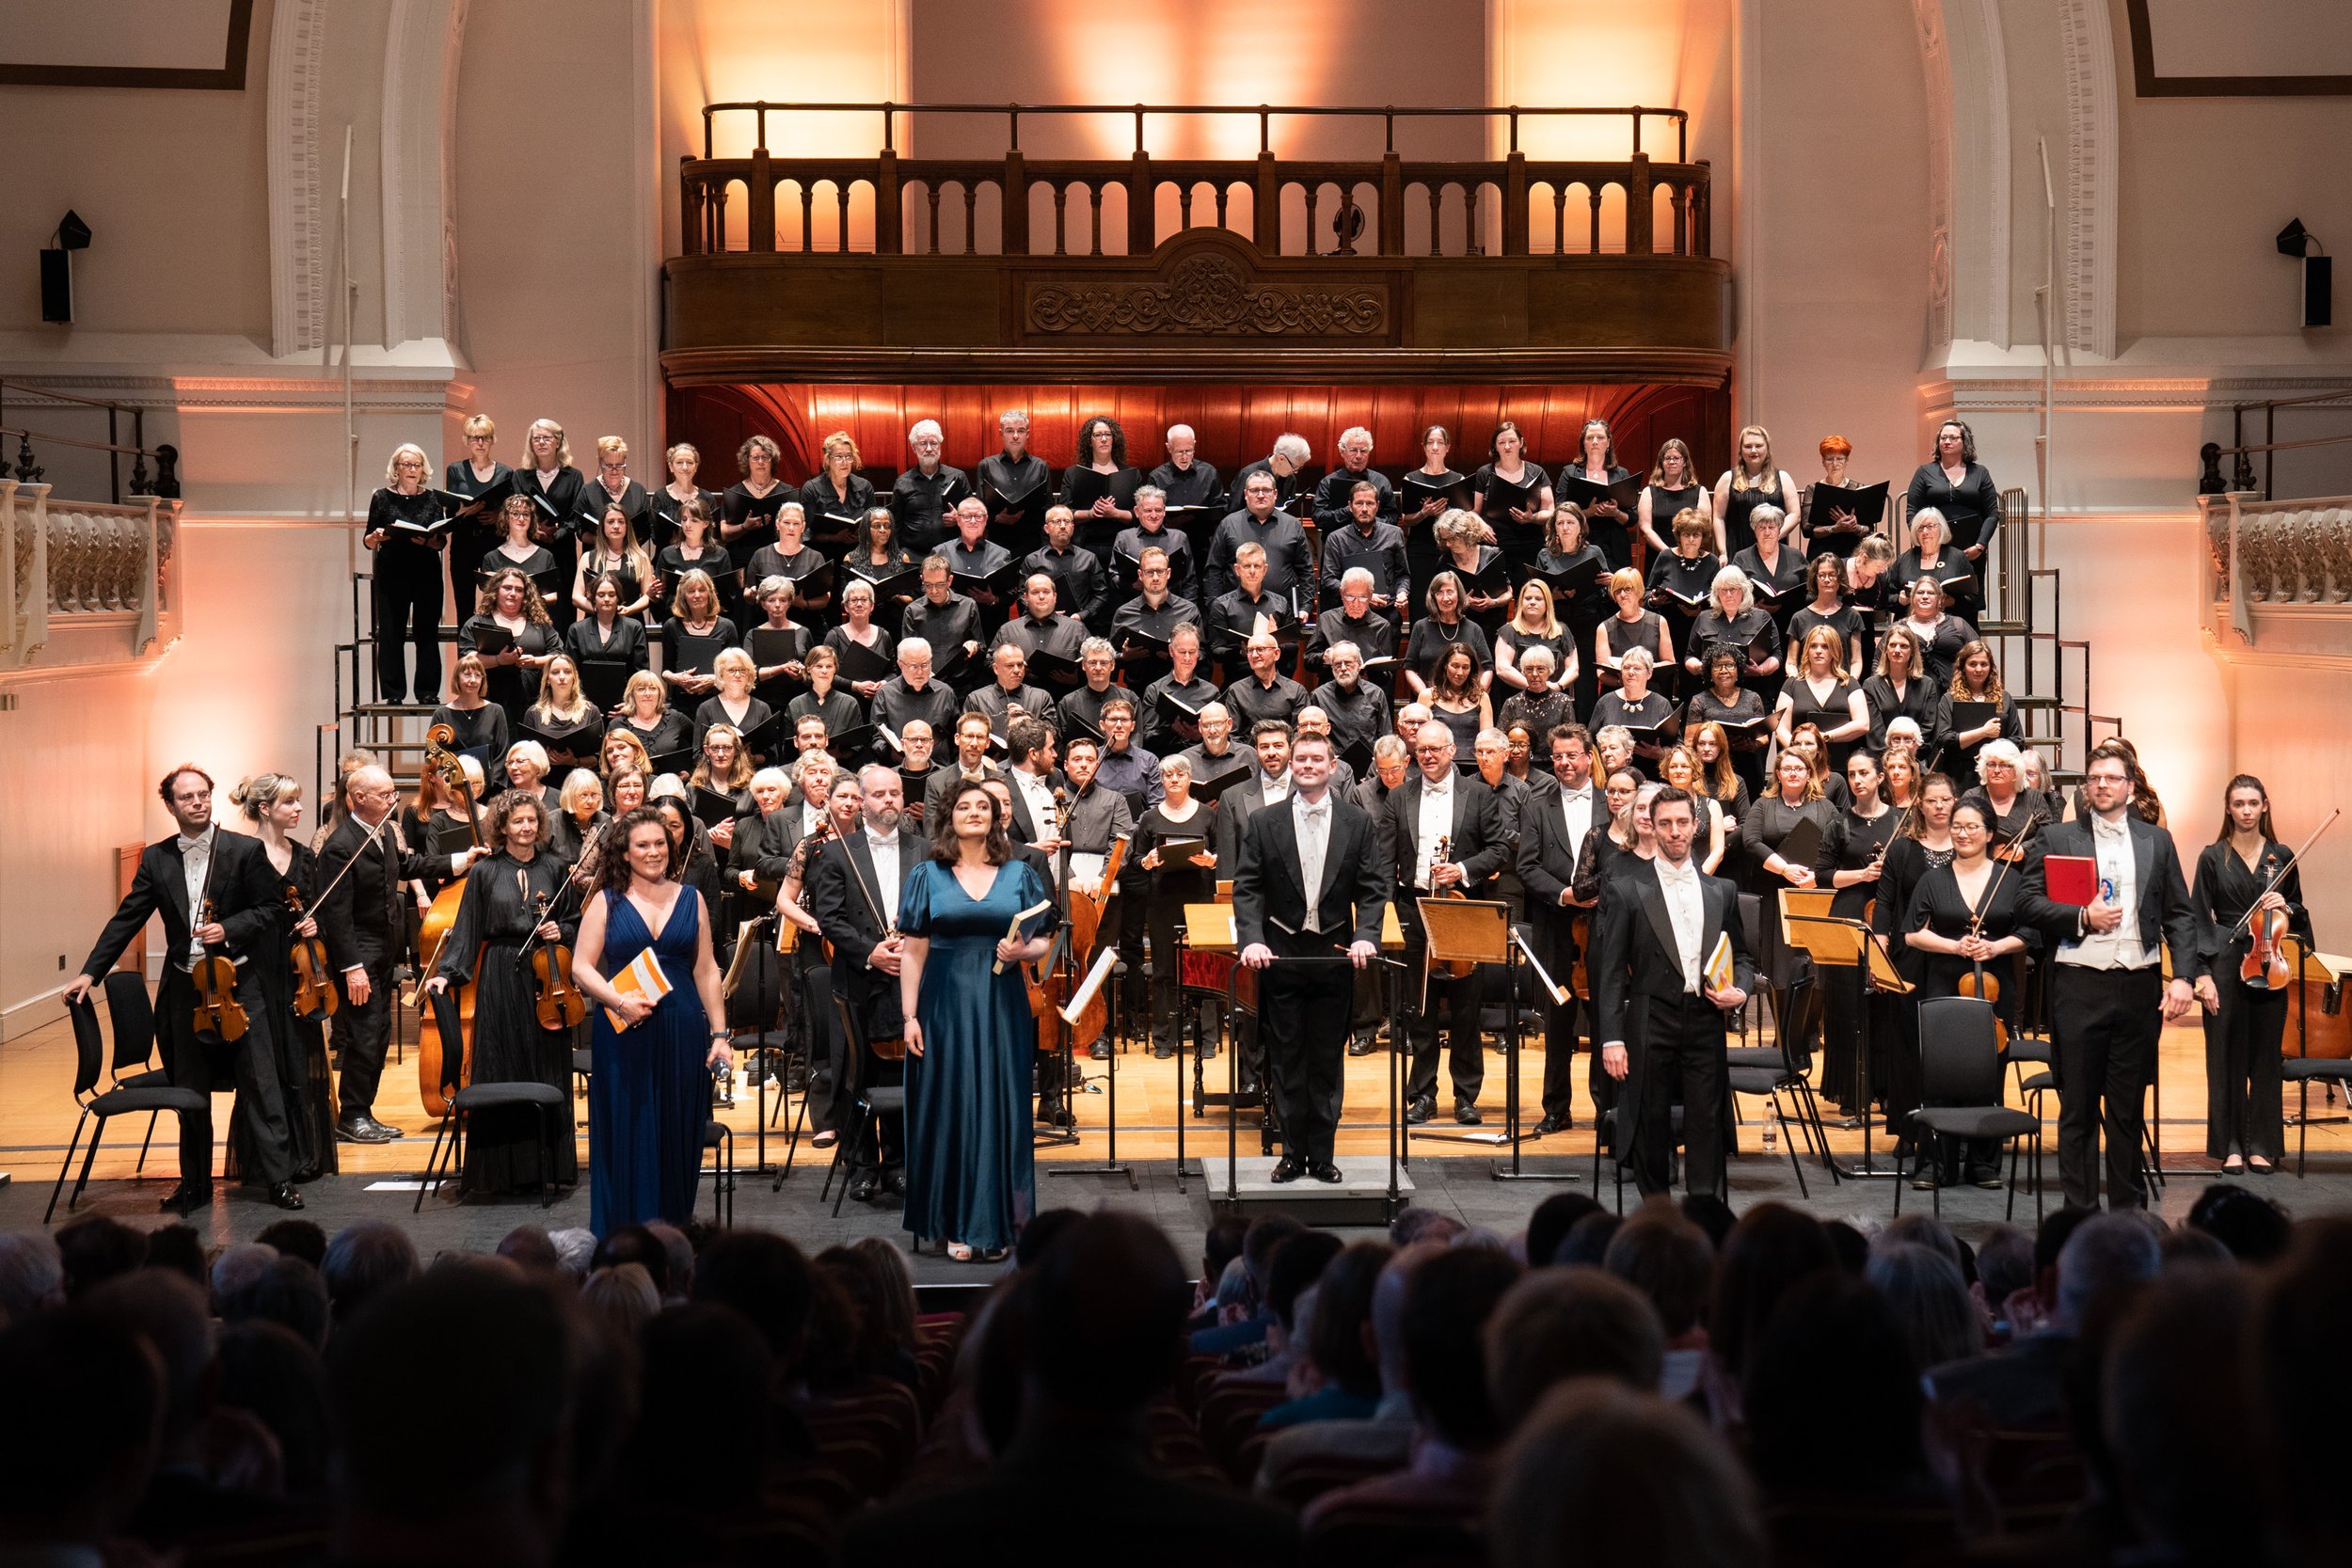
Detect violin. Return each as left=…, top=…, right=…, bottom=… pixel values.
left=1956, top=846, right=2020, bottom=1050
left=1988, top=805, right=2046, bottom=865
left=283, top=881, right=340, bottom=1022
left=773, top=817, right=835, bottom=955
left=190, top=895, right=250, bottom=1043
left=1428, top=834, right=1477, bottom=979
left=526, top=890, right=588, bottom=1031
left=2235, top=810, right=2339, bottom=990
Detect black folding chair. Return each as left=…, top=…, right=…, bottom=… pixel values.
left=1898, top=996, right=2042, bottom=1220
left=413, top=989, right=567, bottom=1212
left=47, top=982, right=207, bottom=1223
left=820, top=992, right=903, bottom=1217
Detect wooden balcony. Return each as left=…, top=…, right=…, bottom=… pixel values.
left=662, top=102, right=1729, bottom=387
left=1, top=480, right=183, bottom=675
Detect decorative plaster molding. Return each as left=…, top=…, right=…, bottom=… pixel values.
left=1913, top=0, right=1954, bottom=353
left=265, top=0, right=328, bottom=358
left=1915, top=1, right=2010, bottom=352
left=1923, top=373, right=2352, bottom=414
left=2058, top=0, right=2119, bottom=360
left=0, top=372, right=471, bottom=417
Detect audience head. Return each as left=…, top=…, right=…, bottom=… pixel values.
left=691, top=1231, right=818, bottom=1382
left=0, top=1309, right=163, bottom=1545
left=1708, top=1202, right=1836, bottom=1383
left=1402, top=1246, right=1524, bottom=1453
left=1306, top=1242, right=1392, bottom=1401
left=81, top=1269, right=215, bottom=1451
left=2055, top=1213, right=2161, bottom=1330
left=2186, top=1182, right=2292, bottom=1263
left=1016, top=1208, right=1086, bottom=1271
left=219, top=1254, right=332, bottom=1352
left=1390, top=1209, right=1465, bottom=1249
left=1266, top=1230, right=1344, bottom=1334
left=217, top=1319, right=333, bottom=1497
left=321, top=1222, right=421, bottom=1325
left=496, top=1225, right=562, bottom=1275
left=1866, top=1242, right=1980, bottom=1370
left=579, top=1263, right=661, bottom=1342
left=1602, top=1206, right=1716, bottom=1340
left=256, top=1218, right=327, bottom=1269
left=1556, top=1211, right=1623, bottom=1268
left=2256, top=1218, right=2352, bottom=1566
left=1022, top=1213, right=1192, bottom=1420
left=1525, top=1192, right=1603, bottom=1268
left=2105, top=1265, right=2261, bottom=1562
left=1486, top=1267, right=1664, bottom=1431
left=143, top=1224, right=206, bottom=1286
left=0, top=1229, right=65, bottom=1327
left=590, top=1225, right=672, bottom=1296
left=1745, top=1273, right=1925, bottom=1496
left=623, top=1303, right=776, bottom=1493
left=56, top=1214, right=147, bottom=1298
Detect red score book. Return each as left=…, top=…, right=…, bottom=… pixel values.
left=2043, top=854, right=2098, bottom=907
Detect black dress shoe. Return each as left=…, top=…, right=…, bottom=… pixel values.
left=159, top=1180, right=209, bottom=1214
left=267, top=1182, right=306, bottom=1211
left=1271, top=1154, right=1305, bottom=1183
left=334, top=1117, right=373, bottom=1144
left=1311, top=1160, right=1343, bottom=1183
left=1347, top=1035, right=1377, bottom=1057
left=849, top=1170, right=880, bottom=1202
left=1404, top=1097, right=1435, bottom=1126
left=1455, top=1102, right=1484, bottom=1126
left=363, top=1116, right=405, bottom=1140
left=1531, top=1113, right=1568, bottom=1137
left=881, top=1167, right=908, bottom=1196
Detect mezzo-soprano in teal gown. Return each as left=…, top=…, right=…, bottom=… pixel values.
left=898, top=856, right=1054, bottom=1252
left=588, top=887, right=711, bottom=1236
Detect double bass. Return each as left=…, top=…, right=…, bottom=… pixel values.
left=414, top=724, right=485, bottom=1117
left=1028, top=790, right=1129, bottom=1056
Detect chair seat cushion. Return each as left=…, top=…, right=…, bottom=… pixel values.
left=2282, top=1058, right=2352, bottom=1083
left=453, top=1082, right=567, bottom=1111
left=2004, top=1037, right=2054, bottom=1065
left=1913, top=1106, right=2040, bottom=1141
left=2018, top=1071, right=2056, bottom=1093
left=571, top=1050, right=594, bottom=1075
left=866, top=1086, right=908, bottom=1113
left=1724, top=1046, right=1784, bottom=1068
left=703, top=1120, right=729, bottom=1147
left=117, top=1068, right=174, bottom=1091
left=1727, top=1067, right=1792, bottom=1095
left=90, top=1085, right=207, bottom=1117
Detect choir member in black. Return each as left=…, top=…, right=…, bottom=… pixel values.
left=1786, top=553, right=1865, bottom=679
left=798, top=429, right=874, bottom=554
left=1814, top=751, right=1898, bottom=1115
left=1216, top=629, right=1305, bottom=736
left=516, top=417, right=586, bottom=610
left=605, top=762, right=649, bottom=817
left=366, top=443, right=452, bottom=705
left=1597, top=567, right=1675, bottom=698
left=1133, top=756, right=1219, bottom=1058
left=994, top=573, right=1089, bottom=674
left=1091, top=693, right=1162, bottom=809
left=1494, top=578, right=1573, bottom=701
left=1876, top=770, right=1956, bottom=1151
left=1934, top=640, right=2023, bottom=784
left=1635, top=437, right=1711, bottom=562
left=1398, top=424, right=1469, bottom=609
left=1590, top=786, right=1757, bottom=1198
left=965, top=642, right=1058, bottom=741
left=2192, top=774, right=2308, bottom=1174
left=480, top=491, right=561, bottom=612
left=431, top=651, right=510, bottom=773
left=1472, top=420, right=1554, bottom=577
left=68, top=767, right=301, bottom=1211
left=1059, top=415, right=1141, bottom=562
left=845, top=506, right=918, bottom=633
left=727, top=766, right=799, bottom=896
left=1591, top=646, right=1675, bottom=771
left=827, top=579, right=898, bottom=702
left=652, top=497, right=736, bottom=622
left=321, top=766, right=479, bottom=1145
left=887, top=419, right=970, bottom=556
left=1318, top=479, right=1411, bottom=629
left=1803, top=435, right=1870, bottom=559
left=1111, top=545, right=1200, bottom=689
left=978, top=408, right=1054, bottom=559
left=501, top=742, right=563, bottom=825
left=741, top=577, right=813, bottom=714
left=1518, top=725, right=1600, bottom=1132
left=650, top=795, right=731, bottom=966
left=714, top=433, right=787, bottom=569
left=696, top=649, right=776, bottom=758
left=226, top=773, right=337, bottom=1183
left=1205, top=542, right=1292, bottom=677
left=1319, top=641, right=1395, bottom=757
left=659, top=569, right=739, bottom=704
left=1684, top=567, right=1783, bottom=709
left=458, top=568, right=561, bottom=732
left=1687, top=720, right=1755, bottom=830
left=1310, top=568, right=1400, bottom=673
left=1570, top=767, right=1650, bottom=903
left=1846, top=533, right=1897, bottom=664
left=1228, top=432, right=1313, bottom=523
left=1896, top=576, right=1977, bottom=687
left=403, top=758, right=486, bottom=884
left=1895, top=507, right=1980, bottom=625
left=1904, top=418, right=2002, bottom=575
left=1789, top=724, right=1853, bottom=812
left=896, top=720, right=940, bottom=827
left=1422, top=643, right=1492, bottom=759
left=1657, top=747, right=1731, bottom=875
left=653, top=441, right=721, bottom=553
left=550, top=769, right=608, bottom=868
left=1140, top=622, right=1217, bottom=753
left=1145, top=421, right=1225, bottom=561
left=1710, top=423, right=1801, bottom=558
left=2019, top=744, right=2207, bottom=1212
left=1773, top=625, right=1870, bottom=775
left=805, top=763, right=916, bottom=1198
left=423, top=789, right=579, bottom=1193
left=1686, top=649, right=1771, bottom=801
left=613, top=672, right=695, bottom=770
left=942, top=498, right=1016, bottom=619
left=1113, top=486, right=1200, bottom=610
left=1899, top=798, right=2033, bottom=1188
left=1433, top=510, right=1512, bottom=636
left=874, top=638, right=961, bottom=747
left=1404, top=572, right=1496, bottom=699
left=1535, top=508, right=1612, bottom=709
left=1558, top=418, right=1636, bottom=569
left=1025, top=505, right=1112, bottom=631
left=1390, top=720, right=1508, bottom=1124
left=1865, top=625, right=1944, bottom=756
left=1306, top=426, right=1391, bottom=528
left=689, top=725, right=755, bottom=856
left=1742, top=748, right=1836, bottom=902
left=1208, top=469, right=1315, bottom=610
left=1057, top=639, right=1124, bottom=744
left=580, top=436, right=654, bottom=545
left=446, top=413, right=512, bottom=605
left=1955, top=740, right=2044, bottom=855
left=741, top=503, right=828, bottom=626
left=787, top=645, right=863, bottom=745
left=570, top=505, right=655, bottom=620
left=1497, top=645, right=1573, bottom=748
left=1175, top=701, right=1253, bottom=793
left=1729, top=499, right=1808, bottom=627
left=525, top=656, right=605, bottom=776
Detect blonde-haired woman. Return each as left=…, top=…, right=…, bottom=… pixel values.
left=1772, top=623, right=1868, bottom=774
left=1494, top=578, right=1572, bottom=695
left=1710, top=423, right=1800, bottom=557
left=660, top=569, right=739, bottom=702
left=613, top=671, right=694, bottom=772
left=458, top=565, right=560, bottom=729
left=447, top=412, right=513, bottom=610
left=722, top=432, right=789, bottom=568
left=517, top=418, right=586, bottom=622
left=430, top=650, right=509, bottom=774
left=600, top=726, right=654, bottom=785
left=366, top=442, right=450, bottom=705
left=526, top=653, right=605, bottom=773
left=582, top=436, right=652, bottom=545
left=693, top=647, right=776, bottom=764
left=798, top=430, right=874, bottom=552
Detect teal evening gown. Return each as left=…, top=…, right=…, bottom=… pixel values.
left=588, top=887, right=711, bottom=1235
left=898, top=856, right=1054, bottom=1252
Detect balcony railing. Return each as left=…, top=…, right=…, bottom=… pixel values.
left=1, top=479, right=183, bottom=673
left=677, top=100, right=1708, bottom=262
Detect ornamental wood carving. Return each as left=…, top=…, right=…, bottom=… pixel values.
left=1026, top=252, right=1387, bottom=340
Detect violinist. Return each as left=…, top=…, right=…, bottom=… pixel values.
left=233, top=768, right=337, bottom=1185
left=68, top=766, right=300, bottom=1213
left=804, top=764, right=916, bottom=1203
left=550, top=768, right=607, bottom=869
left=426, top=789, right=579, bottom=1195
left=1816, top=750, right=1898, bottom=1117
left=1900, top=799, right=2033, bottom=1189
left=2191, top=775, right=2310, bottom=1174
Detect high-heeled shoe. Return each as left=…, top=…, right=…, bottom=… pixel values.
left=946, top=1241, right=974, bottom=1262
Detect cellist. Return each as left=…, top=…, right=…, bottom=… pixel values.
left=2191, top=775, right=2311, bottom=1175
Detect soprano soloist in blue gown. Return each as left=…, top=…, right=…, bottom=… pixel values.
left=898, top=856, right=1054, bottom=1253
left=588, top=887, right=711, bottom=1236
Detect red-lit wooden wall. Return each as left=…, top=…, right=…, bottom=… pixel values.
left=667, top=383, right=1730, bottom=488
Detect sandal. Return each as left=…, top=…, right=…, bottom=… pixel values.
left=946, top=1241, right=974, bottom=1262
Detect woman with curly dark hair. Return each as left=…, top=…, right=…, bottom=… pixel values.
left=1059, top=414, right=1141, bottom=561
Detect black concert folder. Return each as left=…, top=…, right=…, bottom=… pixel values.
left=1555, top=470, right=1643, bottom=515
left=1117, top=626, right=1172, bottom=658
left=779, top=561, right=835, bottom=602
left=691, top=787, right=741, bottom=831
left=951, top=562, right=1023, bottom=602
left=1805, top=481, right=1889, bottom=536
left=1152, top=688, right=1203, bottom=727
left=1464, top=558, right=1514, bottom=599
left=1152, top=835, right=1210, bottom=867
left=746, top=627, right=806, bottom=671
left=733, top=711, right=787, bottom=759
left=1192, top=766, right=1254, bottom=805
left=395, top=503, right=457, bottom=535
left=1340, top=737, right=1375, bottom=777
left=1774, top=815, right=1825, bottom=875
left=1401, top=471, right=1473, bottom=512
left=1748, top=579, right=1802, bottom=616
left=897, top=766, right=936, bottom=812
left=1025, top=648, right=1086, bottom=688
left=1649, top=583, right=1711, bottom=611
left=514, top=720, right=599, bottom=766
left=832, top=637, right=896, bottom=686
left=1060, top=708, right=1106, bottom=747
left=528, top=489, right=564, bottom=522
left=847, top=562, right=925, bottom=603
left=430, top=816, right=479, bottom=857
left=1063, top=467, right=1131, bottom=513
left=1354, top=655, right=1400, bottom=677
left=577, top=659, right=633, bottom=712
left=645, top=746, right=698, bottom=781
left=825, top=724, right=880, bottom=761
left=469, top=624, right=515, bottom=658
left=980, top=473, right=1049, bottom=515
left=1536, top=556, right=1606, bottom=600
left=1479, top=470, right=1545, bottom=516
left=1945, top=700, right=1998, bottom=736
left=729, top=488, right=788, bottom=527
left=1617, top=716, right=1682, bottom=750
left=1712, top=713, right=1773, bottom=747
left=448, top=473, right=516, bottom=515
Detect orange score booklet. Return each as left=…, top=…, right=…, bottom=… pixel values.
left=602, top=949, right=673, bottom=1032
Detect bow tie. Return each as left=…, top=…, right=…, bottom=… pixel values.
left=1562, top=789, right=1591, bottom=802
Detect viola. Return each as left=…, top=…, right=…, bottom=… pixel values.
left=283, top=882, right=340, bottom=1022
left=527, top=891, right=589, bottom=1031
left=190, top=895, right=250, bottom=1044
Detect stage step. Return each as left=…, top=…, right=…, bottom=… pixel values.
left=1189, top=1154, right=1415, bottom=1225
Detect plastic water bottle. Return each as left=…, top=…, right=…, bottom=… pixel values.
left=1762, top=1118, right=1778, bottom=1154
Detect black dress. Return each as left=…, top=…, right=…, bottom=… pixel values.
left=516, top=466, right=586, bottom=626
left=619, top=711, right=697, bottom=771
left=1689, top=608, right=1781, bottom=706
left=1814, top=806, right=1898, bottom=1110
left=1135, top=803, right=1218, bottom=1053
left=1863, top=673, right=1943, bottom=757
left=1777, top=674, right=1866, bottom=773
left=564, top=615, right=650, bottom=714
left=721, top=481, right=792, bottom=568
left=1404, top=617, right=1494, bottom=687
left=662, top=617, right=740, bottom=688
left=231, top=840, right=339, bottom=1183
left=1899, top=614, right=1978, bottom=687
left=521, top=705, right=605, bottom=775
left=429, top=702, right=510, bottom=773
left=654, top=544, right=740, bottom=622
left=1560, top=462, right=1636, bottom=568
left=1472, top=462, right=1550, bottom=575
left=1641, top=483, right=1706, bottom=566
left=434, top=851, right=580, bottom=1193
left=2191, top=840, right=2309, bottom=1161
left=1875, top=834, right=1951, bottom=1144
left=1685, top=687, right=1770, bottom=801
left=1934, top=691, right=2022, bottom=784
left=456, top=615, right=561, bottom=731
left=1903, top=858, right=2030, bottom=1182
left=1786, top=602, right=1864, bottom=674
left=1904, top=461, right=2003, bottom=560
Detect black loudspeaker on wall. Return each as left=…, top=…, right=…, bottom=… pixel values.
left=40, top=248, right=72, bottom=324
left=2304, top=256, right=2333, bottom=330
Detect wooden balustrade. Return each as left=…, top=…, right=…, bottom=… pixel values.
left=0, top=480, right=182, bottom=673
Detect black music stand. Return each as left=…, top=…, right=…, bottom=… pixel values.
left=1787, top=911, right=1909, bottom=1180
left=1048, top=945, right=1136, bottom=1188
left=1032, top=912, right=1081, bottom=1149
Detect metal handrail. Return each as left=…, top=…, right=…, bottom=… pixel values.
left=0, top=377, right=177, bottom=504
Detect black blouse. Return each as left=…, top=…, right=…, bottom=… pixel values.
left=661, top=617, right=740, bottom=677
left=1903, top=859, right=2029, bottom=1011
left=1904, top=462, right=2003, bottom=556
left=1818, top=806, right=1899, bottom=924
left=2192, top=839, right=2312, bottom=973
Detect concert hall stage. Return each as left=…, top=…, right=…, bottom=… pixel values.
left=4, top=1015, right=2345, bottom=1280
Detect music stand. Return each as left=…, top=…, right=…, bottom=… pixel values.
left=1048, top=946, right=1136, bottom=1188
left=1031, top=914, right=1081, bottom=1150
left=1410, top=898, right=1572, bottom=1184
left=1787, top=913, right=1910, bottom=1180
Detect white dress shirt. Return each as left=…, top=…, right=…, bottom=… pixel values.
left=1013, top=768, right=1061, bottom=882
left=864, top=826, right=902, bottom=936
left=177, top=826, right=215, bottom=967
left=2058, top=814, right=2152, bottom=970
left=1294, top=793, right=1332, bottom=933
left=1656, top=856, right=1705, bottom=993
left=1413, top=773, right=1454, bottom=892
left=1559, top=784, right=1594, bottom=869
left=1260, top=769, right=1292, bottom=810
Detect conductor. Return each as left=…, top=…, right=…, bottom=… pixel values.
left=1590, top=785, right=1756, bottom=1198
left=1234, top=732, right=1391, bottom=1183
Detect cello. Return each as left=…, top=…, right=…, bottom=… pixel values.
left=414, top=724, right=485, bottom=1117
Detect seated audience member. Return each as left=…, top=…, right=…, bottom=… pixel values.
left=55, top=1213, right=147, bottom=1300
left=1556, top=1212, right=1622, bottom=1268
left=1217, top=1231, right=1343, bottom=1387
left=1706, top=1202, right=1837, bottom=1418
left=2256, top=1218, right=2352, bottom=1568
left=1488, top=1380, right=1765, bottom=1568
left=1188, top=1216, right=1250, bottom=1332
left=216, top=1319, right=334, bottom=1498
left=1744, top=1274, right=1942, bottom=1505
left=838, top=1213, right=1298, bottom=1568
left=1602, top=1206, right=1717, bottom=1402
left=0, top=1309, right=165, bottom=1560
left=1927, top=1212, right=2160, bottom=1429
left=0, top=1230, right=66, bottom=1327
left=1256, top=1243, right=1438, bottom=1493
left=2185, top=1182, right=2292, bottom=1263
left=1260, top=1242, right=1393, bottom=1429
left=218, top=1255, right=333, bottom=1352
left=1523, top=1192, right=1605, bottom=1268
left=255, top=1218, right=328, bottom=1269
left=2104, top=1268, right=2265, bottom=1568
left=320, top=1221, right=421, bottom=1327
left=1304, top=1246, right=1524, bottom=1528
left=1867, top=1243, right=1983, bottom=1372
left=1191, top=1215, right=1303, bottom=1356
left=1484, top=1268, right=1664, bottom=1433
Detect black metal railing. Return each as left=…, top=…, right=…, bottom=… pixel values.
left=0, top=378, right=179, bottom=503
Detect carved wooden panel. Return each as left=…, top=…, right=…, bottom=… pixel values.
left=1025, top=250, right=1390, bottom=341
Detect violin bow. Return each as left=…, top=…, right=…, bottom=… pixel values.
left=2231, top=806, right=2340, bottom=939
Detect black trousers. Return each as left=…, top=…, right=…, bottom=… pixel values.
left=1403, top=901, right=1484, bottom=1106
left=2203, top=978, right=2285, bottom=1161
left=2049, top=966, right=2163, bottom=1210
left=1260, top=935, right=1355, bottom=1166
left=159, top=966, right=294, bottom=1186
left=1531, top=922, right=1588, bottom=1122
left=328, top=952, right=394, bottom=1122
left=1631, top=993, right=1727, bottom=1198
left=373, top=556, right=443, bottom=704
